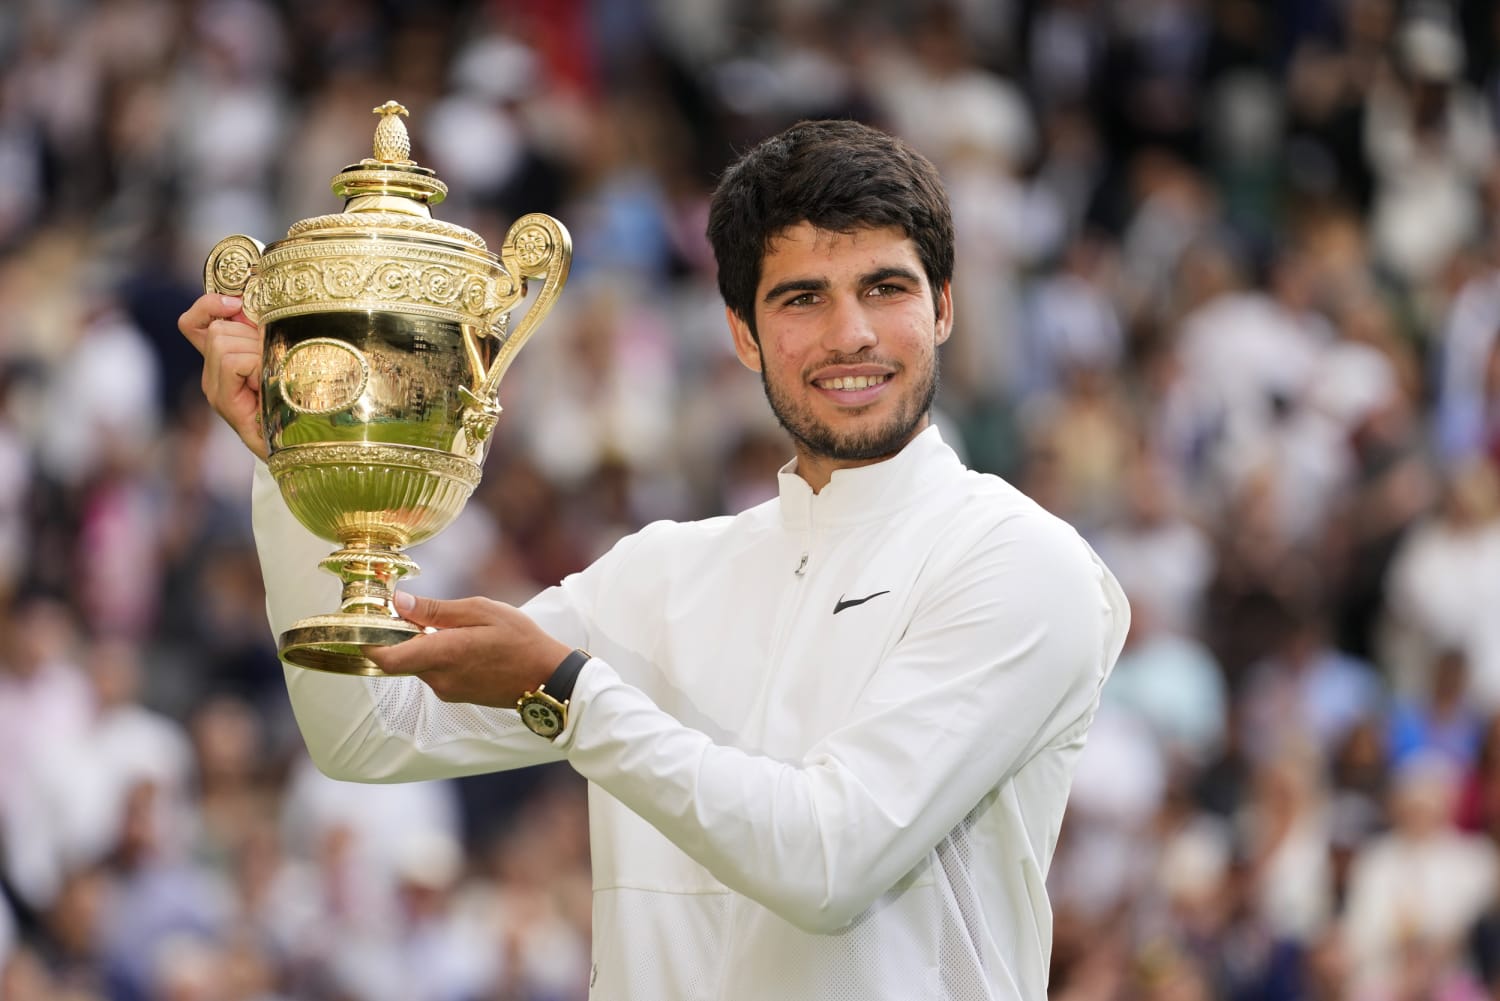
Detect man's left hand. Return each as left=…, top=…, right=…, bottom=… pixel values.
left=366, top=593, right=573, bottom=707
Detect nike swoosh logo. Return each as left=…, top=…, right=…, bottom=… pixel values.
left=833, top=590, right=891, bottom=614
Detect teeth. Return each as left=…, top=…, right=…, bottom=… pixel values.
left=819, top=374, right=888, bottom=390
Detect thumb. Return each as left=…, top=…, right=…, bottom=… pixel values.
left=393, top=591, right=500, bottom=629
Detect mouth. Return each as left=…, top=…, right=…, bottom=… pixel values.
left=812, top=373, right=891, bottom=391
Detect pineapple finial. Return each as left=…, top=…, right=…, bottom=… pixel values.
left=371, top=101, right=412, bottom=164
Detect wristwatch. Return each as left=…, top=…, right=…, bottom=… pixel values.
left=517, top=648, right=591, bottom=740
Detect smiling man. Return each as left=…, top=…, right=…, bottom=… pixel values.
left=181, top=118, right=1129, bottom=1000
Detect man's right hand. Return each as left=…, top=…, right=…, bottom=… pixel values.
left=179, top=293, right=267, bottom=461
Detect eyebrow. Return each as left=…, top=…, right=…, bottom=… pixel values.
left=762, top=277, right=828, bottom=305
left=864, top=266, right=923, bottom=287
left=760, top=266, right=924, bottom=305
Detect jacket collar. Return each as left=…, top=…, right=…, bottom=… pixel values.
left=776, top=425, right=961, bottom=529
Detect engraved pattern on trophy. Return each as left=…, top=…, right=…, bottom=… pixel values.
left=512, top=223, right=553, bottom=269
left=268, top=442, right=481, bottom=550
left=203, top=234, right=265, bottom=297
left=202, top=100, right=571, bottom=675
left=251, top=247, right=511, bottom=321
left=212, top=246, right=254, bottom=289
left=280, top=338, right=371, bottom=415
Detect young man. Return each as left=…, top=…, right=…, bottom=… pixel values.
left=181, top=119, right=1128, bottom=999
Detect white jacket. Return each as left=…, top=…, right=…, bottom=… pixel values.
left=254, top=426, right=1129, bottom=1000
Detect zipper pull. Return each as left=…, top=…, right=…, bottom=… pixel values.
left=794, top=552, right=809, bottom=576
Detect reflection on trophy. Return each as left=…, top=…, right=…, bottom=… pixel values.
left=203, top=101, right=571, bottom=676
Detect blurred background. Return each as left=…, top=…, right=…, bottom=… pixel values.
left=2, top=0, right=1500, bottom=998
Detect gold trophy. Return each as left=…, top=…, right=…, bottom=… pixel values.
left=203, top=101, right=571, bottom=676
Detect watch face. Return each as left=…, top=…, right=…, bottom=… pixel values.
left=521, top=698, right=563, bottom=738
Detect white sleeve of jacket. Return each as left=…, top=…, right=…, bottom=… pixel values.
left=251, top=462, right=570, bottom=781
left=557, top=512, right=1130, bottom=934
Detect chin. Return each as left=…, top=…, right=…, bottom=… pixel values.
left=819, top=421, right=921, bottom=462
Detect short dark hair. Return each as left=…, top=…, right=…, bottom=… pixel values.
left=706, top=119, right=955, bottom=335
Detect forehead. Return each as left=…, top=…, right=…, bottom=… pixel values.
left=758, top=223, right=921, bottom=284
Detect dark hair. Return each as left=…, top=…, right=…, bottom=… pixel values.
left=706, top=119, right=955, bottom=335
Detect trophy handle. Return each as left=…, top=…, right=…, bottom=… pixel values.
left=458, top=213, right=571, bottom=452
left=203, top=235, right=266, bottom=322
left=490, top=212, right=571, bottom=388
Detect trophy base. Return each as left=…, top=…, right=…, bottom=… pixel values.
left=279, top=613, right=423, bottom=676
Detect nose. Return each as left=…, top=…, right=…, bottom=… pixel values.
left=821, top=293, right=878, bottom=354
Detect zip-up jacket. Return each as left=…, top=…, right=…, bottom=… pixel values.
left=252, top=426, right=1130, bottom=1000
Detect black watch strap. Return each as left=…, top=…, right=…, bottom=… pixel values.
left=545, top=648, right=591, bottom=703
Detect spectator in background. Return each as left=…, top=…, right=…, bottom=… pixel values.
left=0, top=596, right=92, bottom=911
left=95, top=779, right=235, bottom=1001
left=1171, top=240, right=1335, bottom=523
left=1381, top=458, right=1500, bottom=704
left=1387, top=646, right=1485, bottom=774
left=277, top=752, right=465, bottom=937
left=1090, top=448, right=1216, bottom=637
left=7, top=637, right=193, bottom=922
left=35, top=292, right=161, bottom=490
left=1365, top=14, right=1495, bottom=294
left=1343, top=752, right=1497, bottom=996
left=1100, top=591, right=1227, bottom=770
left=323, top=831, right=497, bottom=1001
left=1455, top=712, right=1500, bottom=838
left=1434, top=247, right=1500, bottom=463
left=1239, top=599, right=1385, bottom=764
left=0, top=368, right=33, bottom=603
left=1239, top=745, right=1336, bottom=945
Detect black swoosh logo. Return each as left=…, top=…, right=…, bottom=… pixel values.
left=833, top=590, right=891, bottom=614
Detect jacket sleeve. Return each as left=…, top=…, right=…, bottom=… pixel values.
left=558, top=511, right=1130, bottom=934
left=252, top=462, right=575, bottom=781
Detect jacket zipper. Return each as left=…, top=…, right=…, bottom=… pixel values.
left=718, top=492, right=813, bottom=994
left=794, top=489, right=813, bottom=576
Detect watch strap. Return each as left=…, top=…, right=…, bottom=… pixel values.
left=545, top=648, right=591, bottom=703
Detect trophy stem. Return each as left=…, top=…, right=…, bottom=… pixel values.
left=321, top=545, right=419, bottom=617
left=276, top=544, right=424, bottom=676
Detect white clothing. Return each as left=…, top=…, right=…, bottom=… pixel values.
left=0, top=660, right=93, bottom=906
left=1384, top=516, right=1500, bottom=706
left=253, top=427, right=1129, bottom=1000
left=1344, top=829, right=1499, bottom=991
left=38, top=306, right=162, bottom=486
left=1089, top=517, right=1213, bottom=637
left=21, top=702, right=196, bottom=877
left=1365, top=76, right=1494, bottom=284
left=1173, top=292, right=1328, bottom=481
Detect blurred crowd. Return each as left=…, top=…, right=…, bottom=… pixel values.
left=3, top=0, right=1500, bottom=998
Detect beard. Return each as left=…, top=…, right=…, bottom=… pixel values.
left=758, top=349, right=940, bottom=463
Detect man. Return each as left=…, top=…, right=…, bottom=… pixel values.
left=180, top=118, right=1129, bottom=1000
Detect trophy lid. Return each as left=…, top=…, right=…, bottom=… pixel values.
left=286, top=101, right=486, bottom=251
left=331, top=101, right=448, bottom=210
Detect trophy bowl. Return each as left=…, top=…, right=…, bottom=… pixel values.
left=203, top=101, right=571, bottom=676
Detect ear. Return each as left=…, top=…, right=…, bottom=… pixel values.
left=727, top=306, right=762, bottom=372
left=934, top=280, right=954, bottom=346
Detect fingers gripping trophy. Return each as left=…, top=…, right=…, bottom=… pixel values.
left=203, top=101, right=571, bottom=676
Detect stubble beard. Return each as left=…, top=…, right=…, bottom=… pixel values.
left=758, top=350, right=940, bottom=463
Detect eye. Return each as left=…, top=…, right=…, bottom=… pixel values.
left=784, top=292, right=819, bottom=307
left=867, top=283, right=905, bottom=298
